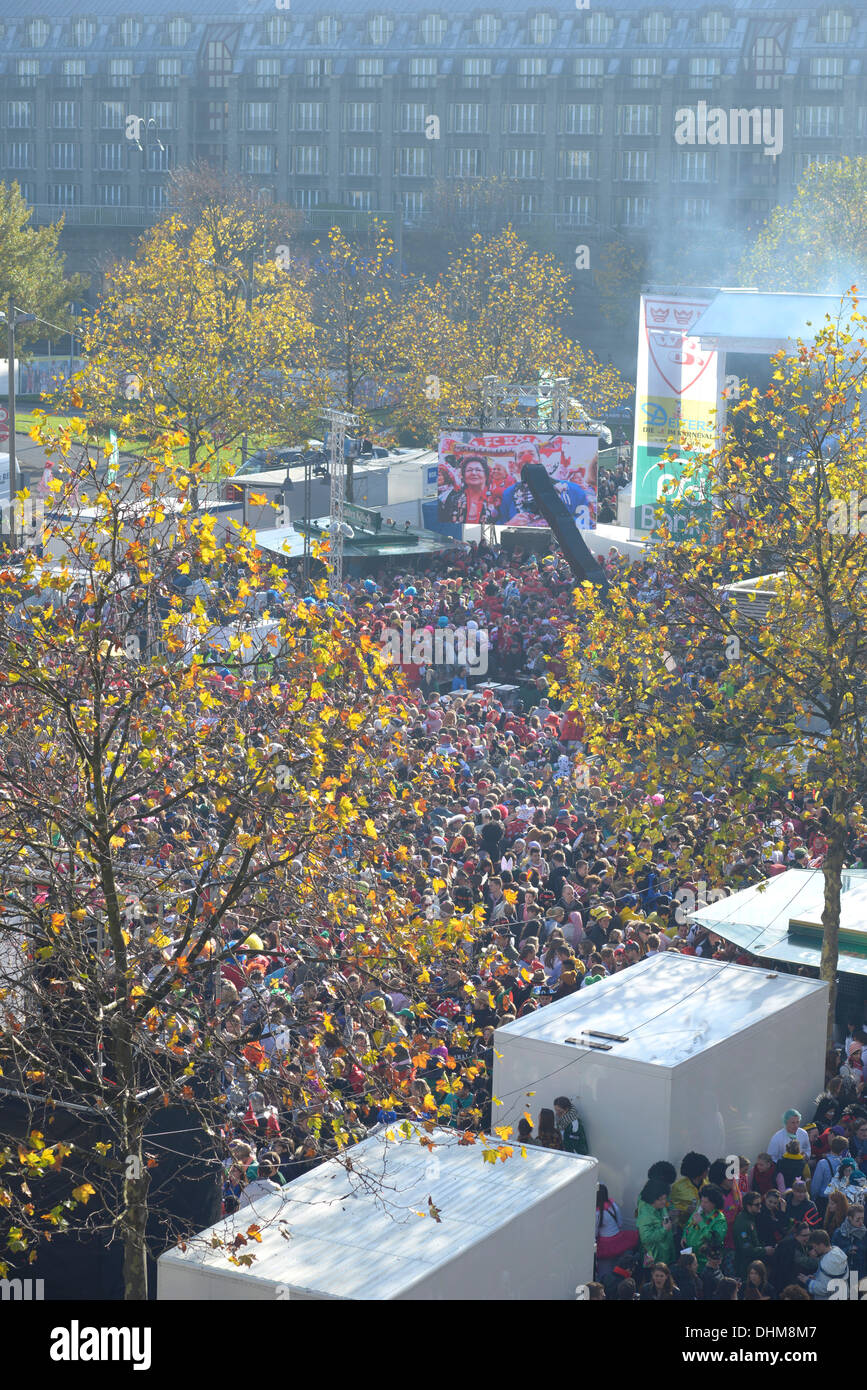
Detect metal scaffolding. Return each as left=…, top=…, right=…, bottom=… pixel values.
left=321, top=407, right=359, bottom=592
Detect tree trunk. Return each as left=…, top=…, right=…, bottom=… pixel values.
left=121, top=1132, right=150, bottom=1301
left=819, top=811, right=846, bottom=1068
left=189, top=433, right=199, bottom=513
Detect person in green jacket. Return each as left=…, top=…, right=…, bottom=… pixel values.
left=636, top=1178, right=677, bottom=1266
left=732, top=1191, right=773, bottom=1280
left=669, top=1151, right=710, bottom=1232
left=682, top=1184, right=728, bottom=1270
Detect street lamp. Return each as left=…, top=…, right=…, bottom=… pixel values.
left=1, top=301, right=37, bottom=544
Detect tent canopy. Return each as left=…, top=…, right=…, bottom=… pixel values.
left=688, top=868, right=867, bottom=978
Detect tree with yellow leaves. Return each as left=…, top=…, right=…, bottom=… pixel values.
left=61, top=212, right=324, bottom=508
left=560, top=292, right=867, bottom=1055
left=391, top=226, right=630, bottom=443
left=739, top=157, right=867, bottom=293
left=0, top=436, right=514, bottom=1296
left=309, top=223, right=402, bottom=495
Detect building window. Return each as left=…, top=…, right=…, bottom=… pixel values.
left=51, top=142, right=80, bottom=171
left=616, top=105, right=659, bottom=135
left=679, top=196, right=712, bottom=225
left=147, top=185, right=169, bottom=211
left=6, top=142, right=32, bottom=170
left=97, top=184, right=126, bottom=206
left=617, top=195, right=651, bottom=227
left=395, top=146, right=430, bottom=177
left=420, top=14, right=446, bottom=45
left=167, top=18, right=191, bottom=46
left=795, top=152, right=838, bottom=175
left=368, top=16, right=394, bottom=46
left=795, top=106, right=842, bottom=137
left=677, top=150, right=714, bottom=181
left=51, top=101, right=80, bottom=129
left=642, top=13, right=670, bottom=44
left=621, top=149, right=655, bottom=181
left=449, top=103, right=485, bottom=134
left=295, top=145, right=325, bottom=175
left=529, top=13, right=555, bottom=46
left=397, top=103, right=426, bottom=134
left=315, top=17, right=340, bottom=45
left=48, top=184, right=81, bottom=206
left=243, top=102, right=275, bottom=132
left=297, top=102, right=325, bottom=131
left=147, top=102, right=177, bottom=129
left=99, top=101, right=125, bottom=129
left=820, top=10, right=852, bottom=44
left=344, top=146, right=378, bottom=176
left=256, top=59, right=280, bottom=88
left=753, top=37, right=784, bottom=91
left=506, top=104, right=542, bottom=135
left=399, top=190, right=426, bottom=223
left=474, top=14, right=499, bottom=45
left=809, top=56, right=844, bottom=90
left=409, top=58, right=437, bottom=88
left=6, top=102, right=34, bottom=129
left=156, top=59, right=181, bottom=87
left=504, top=148, right=541, bottom=179
left=517, top=58, right=547, bottom=89
left=558, top=193, right=596, bottom=225
left=699, top=11, right=730, bottom=44
left=97, top=143, right=125, bottom=171
left=449, top=148, right=483, bottom=177
left=147, top=143, right=172, bottom=170
left=356, top=58, right=384, bottom=88
left=463, top=58, right=491, bottom=88
left=109, top=59, right=133, bottom=88
left=573, top=58, right=604, bottom=86
left=559, top=103, right=602, bottom=135
left=631, top=57, right=662, bottom=88
left=242, top=145, right=275, bottom=175
left=17, top=60, right=40, bottom=86
left=558, top=149, right=596, bottom=179
left=345, top=190, right=375, bottom=210
left=202, top=101, right=227, bottom=133
left=585, top=14, right=612, bottom=44
left=266, top=16, right=290, bottom=45
left=689, top=57, right=721, bottom=89
left=119, top=18, right=142, bottom=47
left=293, top=188, right=321, bottom=210
left=205, top=41, right=232, bottom=87
left=858, top=107, right=867, bottom=138
left=28, top=20, right=49, bottom=47
left=303, top=58, right=330, bottom=87
left=71, top=18, right=94, bottom=47
left=343, top=102, right=377, bottom=133
left=62, top=60, right=86, bottom=87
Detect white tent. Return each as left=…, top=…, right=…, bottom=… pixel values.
left=158, top=1126, right=597, bottom=1301
left=688, top=868, right=867, bottom=979
left=493, top=954, right=826, bottom=1219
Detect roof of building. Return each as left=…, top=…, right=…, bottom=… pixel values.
left=496, top=952, right=826, bottom=1066
left=157, top=1124, right=596, bottom=1300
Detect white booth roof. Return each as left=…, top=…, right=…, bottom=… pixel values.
left=688, top=868, right=867, bottom=979
left=158, top=1126, right=595, bottom=1300
left=496, top=954, right=825, bottom=1068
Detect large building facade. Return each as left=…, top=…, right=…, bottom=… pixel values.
left=0, top=3, right=863, bottom=254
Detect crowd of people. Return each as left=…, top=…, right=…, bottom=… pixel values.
left=185, top=533, right=866, bottom=1300
left=584, top=1102, right=867, bottom=1301
left=6, top=502, right=866, bottom=1301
